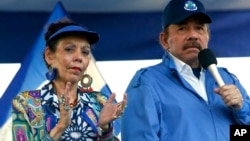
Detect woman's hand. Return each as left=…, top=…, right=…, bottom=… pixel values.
left=57, top=82, right=72, bottom=128
left=50, top=82, right=73, bottom=140
left=98, top=93, right=127, bottom=130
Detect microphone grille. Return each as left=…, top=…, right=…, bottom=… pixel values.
left=198, top=48, right=217, bottom=69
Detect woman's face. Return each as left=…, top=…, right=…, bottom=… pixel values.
left=45, top=36, right=91, bottom=83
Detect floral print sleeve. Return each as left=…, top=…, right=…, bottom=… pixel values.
left=12, top=91, right=46, bottom=141
left=12, top=97, right=34, bottom=141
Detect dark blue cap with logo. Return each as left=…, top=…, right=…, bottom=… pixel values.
left=162, top=0, right=212, bottom=28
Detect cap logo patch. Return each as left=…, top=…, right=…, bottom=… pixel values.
left=184, top=0, right=197, bottom=11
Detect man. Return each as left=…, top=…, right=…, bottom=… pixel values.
left=121, top=0, right=250, bottom=141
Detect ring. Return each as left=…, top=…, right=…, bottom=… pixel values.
left=113, top=115, right=121, bottom=119
left=64, top=105, right=70, bottom=111
left=59, top=94, right=66, bottom=105
left=58, top=94, right=70, bottom=111
left=117, top=102, right=123, bottom=108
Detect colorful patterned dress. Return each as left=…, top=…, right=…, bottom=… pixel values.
left=12, top=82, right=118, bottom=141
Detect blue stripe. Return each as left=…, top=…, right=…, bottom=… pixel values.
left=1, top=10, right=250, bottom=63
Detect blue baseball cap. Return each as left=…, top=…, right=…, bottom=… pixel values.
left=47, top=25, right=99, bottom=45
left=162, top=0, right=212, bottom=28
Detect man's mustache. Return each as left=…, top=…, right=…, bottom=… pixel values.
left=183, top=42, right=202, bottom=50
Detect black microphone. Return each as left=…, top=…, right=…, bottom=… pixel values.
left=198, top=48, right=225, bottom=87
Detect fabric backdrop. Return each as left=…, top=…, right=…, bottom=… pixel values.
left=1, top=9, right=250, bottom=63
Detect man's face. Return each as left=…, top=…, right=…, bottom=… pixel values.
left=162, top=17, right=210, bottom=67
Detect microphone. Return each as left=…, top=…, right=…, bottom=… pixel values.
left=198, top=48, right=225, bottom=87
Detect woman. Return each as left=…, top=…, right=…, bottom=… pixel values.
left=11, top=18, right=127, bottom=141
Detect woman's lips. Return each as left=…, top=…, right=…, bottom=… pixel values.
left=71, top=67, right=81, bottom=72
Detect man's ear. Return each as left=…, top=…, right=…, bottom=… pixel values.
left=159, top=32, right=169, bottom=50
left=44, top=47, right=54, bottom=65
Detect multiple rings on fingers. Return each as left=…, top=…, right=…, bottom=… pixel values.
left=59, top=94, right=66, bottom=104
left=114, top=111, right=125, bottom=119
left=117, top=102, right=128, bottom=108
left=113, top=115, right=121, bottom=119
left=113, top=102, right=127, bottom=119
left=59, top=94, right=71, bottom=111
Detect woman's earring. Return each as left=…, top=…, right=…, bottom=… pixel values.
left=80, top=74, right=93, bottom=92
left=46, top=67, right=57, bottom=81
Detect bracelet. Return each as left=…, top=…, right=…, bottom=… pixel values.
left=97, top=123, right=112, bottom=136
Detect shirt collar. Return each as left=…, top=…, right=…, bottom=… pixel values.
left=168, top=52, right=192, bottom=74
left=167, top=52, right=205, bottom=77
